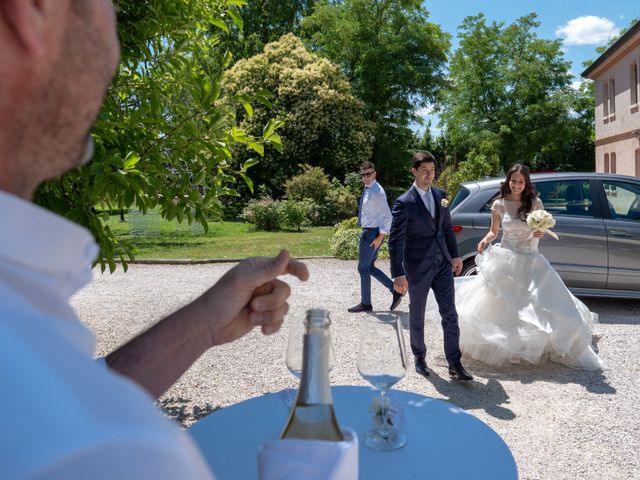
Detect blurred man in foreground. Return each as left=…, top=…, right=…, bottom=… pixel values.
left=0, top=2, right=308, bottom=478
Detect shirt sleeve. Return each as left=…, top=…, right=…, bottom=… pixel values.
left=376, top=189, right=393, bottom=234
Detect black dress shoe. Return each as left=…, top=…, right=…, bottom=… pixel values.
left=448, top=362, right=473, bottom=381
left=415, top=357, right=430, bottom=377
left=390, top=291, right=404, bottom=311
left=347, top=303, right=373, bottom=313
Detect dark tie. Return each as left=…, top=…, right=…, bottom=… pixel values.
left=357, top=187, right=367, bottom=227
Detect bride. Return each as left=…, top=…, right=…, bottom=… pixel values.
left=455, top=164, right=604, bottom=370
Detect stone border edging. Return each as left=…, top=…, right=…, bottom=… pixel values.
left=116, top=255, right=336, bottom=265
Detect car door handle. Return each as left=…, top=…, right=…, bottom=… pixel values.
left=609, top=229, right=633, bottom=238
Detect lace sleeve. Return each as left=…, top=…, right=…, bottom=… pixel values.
left=490, top=198, right=502, bottom=215
left=534, top=196, right=544, bottom=210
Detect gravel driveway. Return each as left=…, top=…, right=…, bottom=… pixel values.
left=71, top=258, right=640, bottom=480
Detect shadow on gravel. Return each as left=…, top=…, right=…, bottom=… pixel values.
left=368, top=311, right=616, bottom=419
left=425, top=370, right=516, bottom=421
left=468, top=359, right=616, bottom=396
left=158, top=396, right=220, bottom=427
left=420, top=358, right=616, bottom=421
left=580, top=298, right=640, bottom=325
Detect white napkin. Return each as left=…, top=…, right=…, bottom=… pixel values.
left=257, top=428, right=358, bottom=480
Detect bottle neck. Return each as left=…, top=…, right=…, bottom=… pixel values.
left=297, top=324, right=333, bottom=405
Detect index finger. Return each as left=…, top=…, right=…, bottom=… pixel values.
left=283, top=255, right=310, bottom=281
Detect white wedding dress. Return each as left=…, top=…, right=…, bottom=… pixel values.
left=455, top=198, right=605, bottom=370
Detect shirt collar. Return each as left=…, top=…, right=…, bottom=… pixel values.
left=365, top=180, right=378, bottom=190
left=413, top=182, right=432, bottom=196
left=0, top=189, right=98, bottom=296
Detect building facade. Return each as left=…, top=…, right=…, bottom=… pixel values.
left=582, top=21, right=640, bottom=177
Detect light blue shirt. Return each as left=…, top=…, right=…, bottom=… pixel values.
left=359, top=180, right=392, bottom=234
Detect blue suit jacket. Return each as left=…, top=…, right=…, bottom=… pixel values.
left=389, top=186, right=459, bottom=281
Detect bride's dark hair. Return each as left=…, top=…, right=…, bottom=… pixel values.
left=499, top=164, right=538, bottom=220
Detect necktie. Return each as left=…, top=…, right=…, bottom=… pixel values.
left=425, top=190, right=434, bottom=217
left=357, top=187, right=367, bottom=227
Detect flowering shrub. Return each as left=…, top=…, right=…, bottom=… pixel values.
left=241, top=197, right=283, bottom=231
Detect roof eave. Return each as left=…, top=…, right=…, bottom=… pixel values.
left=581, top=20, right=640, bottom=79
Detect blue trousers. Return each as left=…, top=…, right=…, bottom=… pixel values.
left=358, top=228, right=394, bottom=305
left=407, top=254, right=462, bottom=365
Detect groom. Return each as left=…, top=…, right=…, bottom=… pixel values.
left=388, top=151, right=473, bottom=381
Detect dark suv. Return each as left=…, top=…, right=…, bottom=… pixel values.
left=450, top=172, right=640, bottom=298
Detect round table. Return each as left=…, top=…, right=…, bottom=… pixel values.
left=188, top=386, right=517, bottom=479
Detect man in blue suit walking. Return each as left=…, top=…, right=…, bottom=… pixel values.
left=389, top=151, right=473, bottom=381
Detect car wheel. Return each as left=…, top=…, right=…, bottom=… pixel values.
left=461, top=258, right=478, bottom=276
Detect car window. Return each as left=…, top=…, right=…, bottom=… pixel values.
left=480, top=193, right=500, bottom=212
left=602, top=181, right=640, bottom=221
left=535, top=180, right=593, bottom=217
left=450, top=186, right=471, bottom=210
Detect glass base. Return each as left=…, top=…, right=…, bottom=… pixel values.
left=363, top=428, right=407, bottom=451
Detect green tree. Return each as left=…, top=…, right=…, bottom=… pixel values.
left=439, top=13, right=584, bottom=172
left=34, top=0, right=282, bottom=272
left=223, top=34, right=375, bottom=196
left=437, top=138, right=501, bottom=196
left=301, top=0, right=450, bottom=185
left=542, top=81, right=595, bottom=172
left=221, top=1, right=317, bottom=58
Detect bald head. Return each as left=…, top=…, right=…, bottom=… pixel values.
left=0, top=0, right=119, bottom=199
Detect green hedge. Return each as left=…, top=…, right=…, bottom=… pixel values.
left=330, top=217, right=389, bottom=260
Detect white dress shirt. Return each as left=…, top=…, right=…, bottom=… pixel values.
left=359, top=180, right=392, bottom=234
left=0, top=190, right=214, bottom=479
left=413, top=183, right=436, bottom=217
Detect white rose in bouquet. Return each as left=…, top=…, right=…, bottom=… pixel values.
left=526, top=209, right=559, bottom=240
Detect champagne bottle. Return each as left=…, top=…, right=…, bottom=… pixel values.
left=281, top=309, right=344, bottom=441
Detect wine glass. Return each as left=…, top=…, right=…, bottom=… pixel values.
left=357, top=313, right=408, bottom=450
left=286, top=311, right=335, bottom=379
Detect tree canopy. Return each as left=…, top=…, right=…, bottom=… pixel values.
left=222, top=0, right=317, bottom=58
left=301, top=0, right=450, bottom=183
left=35, top=0, right=282, bottom=272
left=224, top=33, right=375, bottom=195
left=438, top=13, right=592, bottom=172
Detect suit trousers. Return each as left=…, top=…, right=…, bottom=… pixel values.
left=408, top=253, right=462, bottom=365
left=357, top=228, right=393, bottom=305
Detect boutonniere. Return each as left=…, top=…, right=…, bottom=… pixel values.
left=441, top=198, right=449, bottom=208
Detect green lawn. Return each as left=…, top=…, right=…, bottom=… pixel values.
left=106, top=213, right=335, bottom=260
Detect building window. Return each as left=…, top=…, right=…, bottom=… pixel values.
left=604, top=153, right=610, bottom=173
left=631, top=62, right=639, bottom=106
left=603, top=81, right=609, bottom=119
left=611, top=152, right=617, bottom=174
left=609, top=78, right=616, bottom=118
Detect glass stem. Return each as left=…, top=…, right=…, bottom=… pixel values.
left=378, top=390, right=390, bottom=439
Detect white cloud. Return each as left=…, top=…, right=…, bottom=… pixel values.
left=556, top=16, right=620, bottom=46
left=619, top=14, right=625, bottom=20
left=415, top=104, right=435, bottom=117
left=571, top=79, right=584, bottom=90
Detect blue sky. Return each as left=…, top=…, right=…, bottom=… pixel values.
left=416, top=0, right=640, bottom=134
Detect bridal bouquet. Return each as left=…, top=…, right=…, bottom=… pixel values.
left=526, top=209, right=559, bottom=240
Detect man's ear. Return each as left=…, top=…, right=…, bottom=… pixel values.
left=0, top=0, right=55, bottom=56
